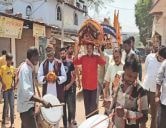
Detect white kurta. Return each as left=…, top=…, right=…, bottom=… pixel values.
left=37, top=59, right=67, bottom=97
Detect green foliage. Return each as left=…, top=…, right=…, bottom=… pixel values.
left=135, top=0, right=153, bottom=46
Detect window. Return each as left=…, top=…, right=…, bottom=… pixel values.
left=83, top=5, right=87, bottom=12
left=57, top=6, right=62, bottom=21
left=26, top=5, right=32, bottom=18
left=76, top=2, right=80, bottom=8
left=74, top=13, right=78, bottom=25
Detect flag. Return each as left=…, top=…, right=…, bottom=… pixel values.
left=113, top=10, right=122, bottom=45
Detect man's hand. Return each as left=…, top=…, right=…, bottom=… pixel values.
left=74, top=42, right=80, bottom=55
left=77, top=84, right=81, bottom=90
left=42, top=100, right=52, bottom=108
left=115, top=106, right=125, bottom=118
left=2, top=83, right=6, bottom=91
left=64, top=84, right=70, bottom=91
left=155, top=96, right=160, bottom=105
left=103, top=100, right=111, bottom=109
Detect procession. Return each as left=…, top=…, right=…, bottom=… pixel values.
left=0, top=0, right=166, bottom=128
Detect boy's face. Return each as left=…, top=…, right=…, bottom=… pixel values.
left=6, top=59, right=12, bottom=66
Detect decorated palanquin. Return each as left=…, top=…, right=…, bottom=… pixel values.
left=78, top=19, right=104, bottom=46
left=78, top=18, right=118, bottom=49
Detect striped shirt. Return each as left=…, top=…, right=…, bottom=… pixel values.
left=112, top=75, right=148, bottom=127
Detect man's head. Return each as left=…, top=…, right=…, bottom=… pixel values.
left=2, top=50, right=7, bottom=56
left=27, top=47, right=39, bottom=65
left=86, top=44, right=94, bottom=56
left=157, top=45, right=166, bottom=62
left=60, top=47, right=67, bottom=60
left=123, top=38, right=132, bottom=54
left=113, top=47, right=122, bottom=65
left=129, top=36, right=135, bottom=49
left=46, top=43, right=55, bottom=62
left=123, top=54, right=139, bottom=86
left=6, top=53, right=13, bottom=66
left=66, top=45, right=73, bottom=56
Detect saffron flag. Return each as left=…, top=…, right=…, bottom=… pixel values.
left=113, top=10, right=122, bottom=45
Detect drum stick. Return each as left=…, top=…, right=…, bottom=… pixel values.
left=85, top=105, right=103, bottom=118
left=42, top=103, right=65, bottom=108
left=90, top=113, right=115, bottom=128
left=51, top=103, right=65, bottom=107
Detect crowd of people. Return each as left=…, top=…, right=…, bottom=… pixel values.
left=0, top=36, right=166, bottom=128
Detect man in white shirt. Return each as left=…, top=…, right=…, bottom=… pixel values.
left=103, top=47, right=124, bottom=114
left=143, top=46, right=166, bottom=128
left=121, top=38, right=135, bottom=64
left=156, top=57, right=166, bottom=128
left=17, top=47, right=52, bottom=128
left=38, top=44, right=67, bottom=98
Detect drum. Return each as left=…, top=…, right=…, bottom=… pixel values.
left=37, top=94, right=63, bottom=128
left=79, top=114, right=109, bottom=128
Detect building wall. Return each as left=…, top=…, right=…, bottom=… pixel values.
left=12, top=0, right=87, bottom=31
left=0, top=37, right=11, bottom=54
left=15, top=29, right=35, bottom=66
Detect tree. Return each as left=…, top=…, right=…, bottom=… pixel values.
left=87, top=0, right=114, bottom=12
left=135, top=0, right=153, bottom=46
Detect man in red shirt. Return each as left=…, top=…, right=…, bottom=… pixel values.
left=73, top=43, right=106, bottom=118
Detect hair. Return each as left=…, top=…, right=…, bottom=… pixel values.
left=2, top=50, right=7, bottom=55
left=123, top=38, right=132, bottom=45
left=60, top=47, right=67, bottom=52
left=158, top=45, right=166, bottom=59
left=129, top=36, right=135, bottom=42
left=6, top=53, right=13, bottom=60
left=66, top=45, right=72, bottom=50
left=113, top=47, right=122, bottom=55
left=124, top=54, right=139, bottom=73
left=27, top=47, right=39, bottom=60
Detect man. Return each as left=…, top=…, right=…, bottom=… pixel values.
left=130, top=36, right=142, bottom=81
left=103, top=47, right=124, bottom=113
left=17, top=47, right=52, bottom=128
left=156, top=55, right=166, bottom=128
left=60, top=48, right=77, bottom=127
left=66, top=45, right=74, bottom=61
left=143, top=46, right=166, bottom=128
left=0, top=53, right=15, bottom=128
left=66, top=44, right=81, bottom=90
left=38, top=43, right=66, bottom=97
left=122, top=38, right=135, bottom=64
left=96, top=45, right=110, bottom=105
left=0, top=50, right=7, bottom=103
left=108, top=55, right=148, bottom=128
left=73, top=43, right=106, bottom=118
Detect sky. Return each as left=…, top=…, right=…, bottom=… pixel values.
left=88, top=0, right=139, bottom=33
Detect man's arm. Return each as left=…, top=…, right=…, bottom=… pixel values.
left=98, top=46, right=106, bottom=63
left=20, top=69, right=51, bottom=108
left=103, top=65, right=111, bottom=98
left=64, top=70, right=76, bottom=91
left=73, top=42, right=82, bottom=65
left=155, top=61, right=166, bottom=100
left=0, top=68, right=6, bottom=91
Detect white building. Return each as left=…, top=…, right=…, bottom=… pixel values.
left=0, top=0, right=88, bottom=65
left=12, top=0, right=87, bottom=33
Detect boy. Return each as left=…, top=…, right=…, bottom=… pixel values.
left=0, top=53, right=15, bottom=128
